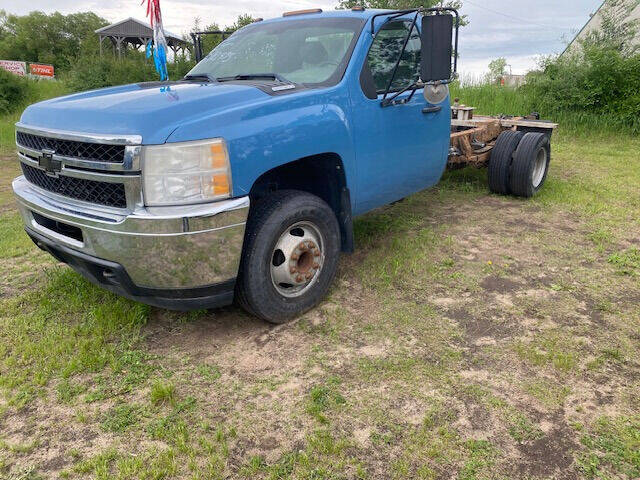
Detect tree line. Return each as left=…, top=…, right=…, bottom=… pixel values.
left=0, top=9, right=258, bottom=87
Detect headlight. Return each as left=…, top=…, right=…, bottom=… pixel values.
left=142, top=138, right=232, bottom=206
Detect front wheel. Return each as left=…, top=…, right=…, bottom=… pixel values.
left=235, top=190, right=341, bottom=323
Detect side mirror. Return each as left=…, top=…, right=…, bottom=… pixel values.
left=420, top=13, right=454, bottom=83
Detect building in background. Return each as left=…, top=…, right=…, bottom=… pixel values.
left=498, top=74, right=526, bottom=88
left=95, top=17, right=189, bottom=59
left=561, top=0, right=640, bottom=56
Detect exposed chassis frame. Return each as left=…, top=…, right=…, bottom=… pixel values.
left=448, top=114, right=558, bottom=169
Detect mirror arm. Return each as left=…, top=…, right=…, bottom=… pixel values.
left=380, top=81, right=421, bottom=108
left=381, top=10, right=420, bottom=105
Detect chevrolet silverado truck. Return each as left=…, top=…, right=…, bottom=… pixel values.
left=12, top=7, right=554, bottom=323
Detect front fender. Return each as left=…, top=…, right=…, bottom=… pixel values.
left=165, top=87, right=356, bottom=203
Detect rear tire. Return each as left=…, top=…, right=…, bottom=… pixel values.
left=235, top=190, right=341, bottom=323
left=488, top=130, right=524, bottom=195
left=509, top=132, right=551, bottom=198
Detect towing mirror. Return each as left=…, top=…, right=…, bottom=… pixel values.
left=420, top=12, right=456, bottom=83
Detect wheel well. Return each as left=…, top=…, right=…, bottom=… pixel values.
left=249, top=153, right=354, bottom=252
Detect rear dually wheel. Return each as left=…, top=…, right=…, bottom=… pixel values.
left=488, top=130, right=524, bottom=195
left=509, top=132, right=551, bottom=198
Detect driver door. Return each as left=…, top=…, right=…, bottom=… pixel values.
left=350, top=19, right=450, bottom=215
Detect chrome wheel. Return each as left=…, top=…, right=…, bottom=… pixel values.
left=270, top=221, right=325, bottom=298
left=532, top=147, right=548, bottom=188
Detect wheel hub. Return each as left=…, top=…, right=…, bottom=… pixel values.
left=289, top=240, right=321, bottom=282
left=270, top=222, right=325, bottom=297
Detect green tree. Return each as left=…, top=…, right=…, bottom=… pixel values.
left=231, top=14, right=256, bottom=30
left=0, top=10, right=107, bottom=71
left=191, top=14, right=258, bottom=59
left=487, top=57, right=507, bottom=82
left=337, top=0, right=465, bottom=21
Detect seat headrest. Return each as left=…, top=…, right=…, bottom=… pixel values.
left=301, top=41, right=328, bottom=65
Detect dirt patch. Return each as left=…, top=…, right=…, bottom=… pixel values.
left=480, top=275, right=523, bottom=293
left=514, top=416, right=579, bottom=479
left=144, top=306, right=268, bottom=358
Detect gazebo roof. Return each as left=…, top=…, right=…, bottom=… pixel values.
left=95, top=17, right=187, bottom=45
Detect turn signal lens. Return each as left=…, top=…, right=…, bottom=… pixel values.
left=212, top=174, right=230, bottom=196
left=209, top=143, right=227, bottom=169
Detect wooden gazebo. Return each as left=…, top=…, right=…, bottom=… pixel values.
left=95, top=17, right=189, bottom=59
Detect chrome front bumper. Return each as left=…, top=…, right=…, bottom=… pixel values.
left=13, top=176, right=249, bottom=309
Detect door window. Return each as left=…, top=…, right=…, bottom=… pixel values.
left=364, top=20, right=421, bottom=94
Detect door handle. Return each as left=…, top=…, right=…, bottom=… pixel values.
left=422, top=106, right=442, bottom=114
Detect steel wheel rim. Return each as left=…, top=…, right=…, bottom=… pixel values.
left=532, top=147, right=548, bottom=188
left=270, top=221, right=325, bottom=298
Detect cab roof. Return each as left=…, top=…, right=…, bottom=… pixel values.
left=259, top=8, right=399, bottom=24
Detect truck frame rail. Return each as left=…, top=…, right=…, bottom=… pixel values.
left=448, top=110, right=558, bottom=169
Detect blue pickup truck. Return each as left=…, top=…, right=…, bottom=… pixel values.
left=12, top=7, right=553, bottom=323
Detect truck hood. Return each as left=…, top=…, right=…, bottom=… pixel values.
left=20, top=82, right=270, bottom=144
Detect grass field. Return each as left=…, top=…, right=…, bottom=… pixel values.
left=1, top=86, right=639, bottom=479
left=1, top=129, right=638, bottom=480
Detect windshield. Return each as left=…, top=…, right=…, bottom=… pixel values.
left=187, top=17, right=364, bottom=86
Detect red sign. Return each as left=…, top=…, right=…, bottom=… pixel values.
left=30, top=63, right=55, bottom=77
left=0, top=60, right=27, bottom=76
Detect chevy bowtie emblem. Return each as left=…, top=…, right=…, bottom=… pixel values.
left=38, top=149, right=62, bottom=177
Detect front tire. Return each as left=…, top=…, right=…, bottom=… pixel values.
left=235, top=190, right=341, bottom=323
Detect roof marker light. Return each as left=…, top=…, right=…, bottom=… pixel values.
left=282, top=8, right=323, bottom=17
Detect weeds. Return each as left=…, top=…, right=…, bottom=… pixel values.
left=101, top=403, right=144, bottom=433
left=608, top=248, right=640, bottom=276
left=150, top=380, right=176, bottom=406
left=578, top=416, right=640, bottom=479
left=306, top=379, right=347, bottom=424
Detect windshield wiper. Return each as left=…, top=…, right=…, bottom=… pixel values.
left=216, top=73, right=291, bottom=83
left=183, top=73, right=216, bottom=82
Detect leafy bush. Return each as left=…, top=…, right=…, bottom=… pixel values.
left=0, top=69, right=30, bottom=114
left=64, top=54, right=157, bottom=91
left=0, top=76, right=69, bottom=152
left=0, top=70, right=69, bottom=114
left=518, top=0, right=640, bottom=133
left=64, top=52, right=196, bottom=92
left=522, top=48, right=640, bottom=133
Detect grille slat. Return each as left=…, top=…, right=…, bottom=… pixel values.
left=17, top=132, right=125, bottom=164
left=21, top=164, right=127, bottom=208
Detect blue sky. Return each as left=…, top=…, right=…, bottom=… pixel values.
left=0, top=0, right=604, bottom=75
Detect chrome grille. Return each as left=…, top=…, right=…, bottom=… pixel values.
left=21, top=163, right=127, bottom=208
left=16, top=131, right=125, bottom=163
